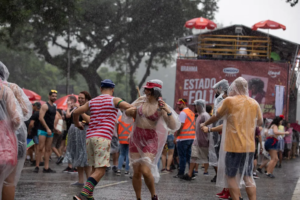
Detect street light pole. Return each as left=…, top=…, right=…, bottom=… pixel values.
left=66, top=22, right=71, bottom=95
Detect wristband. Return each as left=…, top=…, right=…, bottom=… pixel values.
left=167, top=112, right=172, bottom=116
left=116, top=100, right=124, bottom=108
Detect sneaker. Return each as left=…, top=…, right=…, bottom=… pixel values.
left=166, top=169, right=173, bottom=173
left=211, top=175, right=217, bottom=183
left=253, top=173, right=260, bottom=179
left=219, top=190, right=231, bottom=199
left=69, top=168, right=78, bottom=174
left=152, top=195, right=159, bottom=200
left=73, top=194, right=89, bottom=200
left=216, top=188, right=226, bottom=197
left=33, top=167, right=39, bottom=173
left=56, top=156, right=64, bottom=165
left=180, top=174, right=192, bottom=181
left=115, top=170, right=121, bottom=176
left=112, top=166, right=118, bottom=172
left=191, top=173, right=196, bottom=180
left=124, top=171, right=130, bottom=176
left=43, top=168, right=56, bottom=173
left=161, top=169, right=166, bottom=172
left=173, top=174, right=184, bottom=178
left=63, top=167, right=72, bottom=173
left=256, top=168, right=263, bottom=174
left=266, top=173, right=275, bottom=178
left=71, top=182, right=84, bottom=187
left=229, top=198, right=243, bottom=200
left=193, top=170, right=198, bottom=175
left=203, top=172, right=209, bottom=176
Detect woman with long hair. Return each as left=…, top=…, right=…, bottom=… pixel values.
left=66, top=91, right=92, bottom=186
left=257, top=116, right=289, bottom=178
left=124, top=79, right=180, bottom=200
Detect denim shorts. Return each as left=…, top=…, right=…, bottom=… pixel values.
left=264, top=138, right=278, bottom=151
left=38, top=129, right=54, bottom=138
left=225, top=152, right=254, bottom=177
left=166, top=134, right=175, bottom=149
left=33, top=135, right=39, bottom=144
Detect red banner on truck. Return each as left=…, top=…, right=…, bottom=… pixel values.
left=174, top=59, right=290, bottom=118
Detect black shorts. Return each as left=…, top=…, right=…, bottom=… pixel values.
left=62, top=130, right=68, bottom=140
left=225, top=152, right=254, bottom=177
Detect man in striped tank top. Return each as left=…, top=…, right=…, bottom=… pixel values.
left=72, top=79, right=132, bottom=200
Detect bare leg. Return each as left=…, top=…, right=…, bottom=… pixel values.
left=194, top=164, right=199, bottom=172
left=44, top=137, right=54, bottom=170
left=244, top=176, right=256, bottom=200
left=113, top=152, right=119, bottom=167
left=34, top=144, right=38, bottom=160
left=188, top=163, right=196, bottom=177
left=2, top=168, right=17, bottom=200
left=253, top=159, right=257, bottom=171
left=132, top=163, right=142, bottom=199
left=204, top=163, right=209, bottom=173
left=84, top=166, right=92, bottom=178
left=90, top=167, right=106, bottom=182
left=166, top=149, right=174, bottom=170
left=36, top=136, right=46, bottom=167
left=77, top=167, right=84, bottom=184
left=52, top=146, right=61, bottom=158
left=278, top=151, right=282, bottom=165
left=267, top=150, right=278, bottom=174
left=288, top=150, right=291, bottom=159
left=227, top=177, right=240, bottom=200
left=141, top=163, right=156, bottom=197
left=161, top=149, right=167, bottom=170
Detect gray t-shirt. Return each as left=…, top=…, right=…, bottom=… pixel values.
left=194, top=112, right=211, bottom=148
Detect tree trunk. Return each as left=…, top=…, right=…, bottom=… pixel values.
left=79, top=69, right=103, bottom=98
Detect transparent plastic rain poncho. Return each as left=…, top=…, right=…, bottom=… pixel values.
left=0, top=63, right=32, bottom=187
left=191, top=99, right=211, bottom=164
left=209, top=79, right=229, bottom=167
left=0, top=81, right=22, bottom=196
left=215, top=77, right=263, bottom=189
left=122, top=81, right=181, bottom=183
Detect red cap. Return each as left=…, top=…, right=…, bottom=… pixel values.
left=279, top=115, right=284, bottom=119
left=143, top=82, right=162, bottom=89
left=176, top=99, right=187, bottom=105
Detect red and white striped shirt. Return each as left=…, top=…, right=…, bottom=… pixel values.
left=86, top=94, right=119, bottom=140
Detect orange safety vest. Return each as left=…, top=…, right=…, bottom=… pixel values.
left=117, top=116, right=132, bottom=144
left=177, top=108, right=196, bottom=140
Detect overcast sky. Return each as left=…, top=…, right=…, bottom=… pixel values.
left=214, top=0, right=300, bottom=44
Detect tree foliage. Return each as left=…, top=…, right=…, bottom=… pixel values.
left=0, top=0, right=218, bottom=101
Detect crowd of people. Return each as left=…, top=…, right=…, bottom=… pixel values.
left=0, top=60, right=300, bottom=200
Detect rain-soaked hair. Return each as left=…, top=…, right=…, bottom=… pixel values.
left=144, top=88, right=162, bottom=100
left=269, top=116, right=282, bottom=128
left=79, top=91, right=92, bottom=101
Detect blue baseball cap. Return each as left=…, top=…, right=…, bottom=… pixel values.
left=101, top=79, right=115, bottom=88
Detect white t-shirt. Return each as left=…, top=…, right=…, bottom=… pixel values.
left=179, top=108, right=188, bottom=123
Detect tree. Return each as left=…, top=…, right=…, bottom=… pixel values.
left=286, top=0, right=298, bottom=7
left=0, top=0, right=218, bottom=101
left=0, top=44, right=88, bottom=100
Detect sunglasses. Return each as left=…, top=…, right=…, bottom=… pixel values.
left=51, top=90, right=58, bottom=93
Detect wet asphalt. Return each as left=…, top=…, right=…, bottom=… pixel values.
left=15, top=156, right=300, bottom=200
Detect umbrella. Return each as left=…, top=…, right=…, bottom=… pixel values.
left=55, top=94, right=78, bottom=110
left=252, top=20, right=286, bottom=59
left=184, top=17, right=217, bottom=58
left=252, top=20, right=286, bottom=31
left=22, top=88, right=41, bottom=101
left=185, top=17, right=217, bottom=30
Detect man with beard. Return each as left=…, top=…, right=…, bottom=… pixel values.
left=34, top=90, right=59, bottom=173
left=174, top=98, right=196, bottom=178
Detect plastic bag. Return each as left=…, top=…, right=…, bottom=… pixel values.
left=124, top=95, right=180, bottom=183
left=0, top=82, right=22, bottom=196
left=216, top=77, right=263, bottom=189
